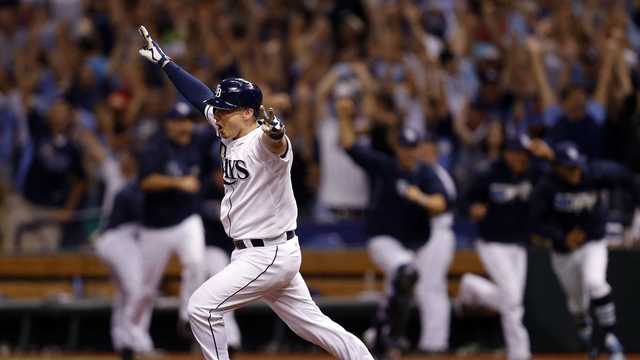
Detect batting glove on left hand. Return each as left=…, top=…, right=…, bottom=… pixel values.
left=258, top=106, right=286, bottom=140
left=138, top=25, right=171, bottom=67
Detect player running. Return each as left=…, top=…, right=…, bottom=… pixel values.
left=456, top=138, right=537, bottom=360
left=336, top=97, right=455, bottom=358
left=137, top=26, right=374, bottom=360
left=93, top=150, right=150, bottom=359
left=531, top=142, right=638, bottom=360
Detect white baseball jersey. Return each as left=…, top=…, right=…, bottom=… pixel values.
left=194, top=106, right=374, bottom=360
left=206, top=107, right=297, bottom=240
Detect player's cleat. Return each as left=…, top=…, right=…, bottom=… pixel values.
left=605, top=333, right=625, bottom=360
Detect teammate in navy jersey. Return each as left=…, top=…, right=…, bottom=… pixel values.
left=531, top=141, right=639, bottom=360
left=337, top=97, right=454, bottom=358
left=136, top=101, right=207, bottom=348
left=457, top=138, right=539, bottom=360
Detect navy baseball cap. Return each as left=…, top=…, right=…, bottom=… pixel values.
left=165, top=101, right=197, bottom=120
left=554, top=141, right=586, bottom=167
left=397, top=128, right=422, bottom=148
left=205, top=78, right=262, bottom=115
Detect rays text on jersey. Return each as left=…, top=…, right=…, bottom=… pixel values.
left=223, top=158, right=250, bottom=185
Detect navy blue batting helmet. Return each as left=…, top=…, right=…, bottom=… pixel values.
left=554, top=141, right=586, bottom=167
left=205, top=78, right=262, bottom=115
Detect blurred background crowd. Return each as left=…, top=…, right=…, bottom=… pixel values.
left=1, top=0, right=640, bottom=253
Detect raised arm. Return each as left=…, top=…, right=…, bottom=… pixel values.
left=137, top=25, right=213, bottom=114
left=592, top=38, right=618, bottom=107
left=336, top=97, right=394, bottom=174
left=526, top=36, right=556, bottom=110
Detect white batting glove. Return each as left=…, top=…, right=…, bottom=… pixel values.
left=258, top=106, right=286, bottom=140
left=137, top=25, right=171, bottom=67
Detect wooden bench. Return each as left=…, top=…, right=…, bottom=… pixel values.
left=0, top=249, right=486, bottom=300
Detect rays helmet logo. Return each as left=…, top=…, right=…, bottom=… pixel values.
left=566, top=147, right=579, bottom=161
left=215, top=85, right=222, bottom=98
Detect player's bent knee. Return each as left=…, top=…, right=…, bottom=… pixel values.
left=187, top=290, right=208, bottom=321
left=585, top=280, right=611, bottom=300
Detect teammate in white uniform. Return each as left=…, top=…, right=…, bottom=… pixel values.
left=138, top=26, right=374, bottom=360
left=92, top=149, right=152, bottom=359
left=415, top=135, right=457, bottom=353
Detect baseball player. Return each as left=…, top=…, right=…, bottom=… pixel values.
left=530, top=142, right=638, bottom=360
left=94, top=181, right=149, bottom=360
left=456, top=138, right=537, bottom=360
left=415, top=134, right=457, bottom=354
left=91, top=147, right=151, bottom=360
left=135, top=101, right=207, bottom=348
left=138, top=26, right=374, bottom=360
left=336, top=97, right=455, bottom=358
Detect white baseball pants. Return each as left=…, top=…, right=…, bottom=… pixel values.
left=137, top=214, right=206, bottom=348
left=367, top=229, right=455, bottom=352
left=205, top=246, right=242, bottom=349
left=550, top=240, right=610, bottom=315
left=188, top=236, right=374, bottom=360
left=458, top=240, right=530, bottom=360
left=94, top=225, right=152, bottom=353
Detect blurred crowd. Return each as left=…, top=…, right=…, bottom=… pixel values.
left=1, top=0, right=640, bottom=253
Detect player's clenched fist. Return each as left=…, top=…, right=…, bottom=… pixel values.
left=138, top=25, right=171, bottom=67
left=177, top=175, right=200, bottom=193
left=258, top=105, right=285, bottom=140
left=469, top=203, right=488, bottom=221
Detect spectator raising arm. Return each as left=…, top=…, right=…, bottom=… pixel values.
left=592, top=38, right=619, bottom=107
left=527, top=36, right=556, bottom=110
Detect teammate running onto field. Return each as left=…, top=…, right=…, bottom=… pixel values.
left=336, top=97, right=455, bottom=358
left=531, top=142, right=638, bottom=360
left=457, top=138, right=537, bottom=360
left=138, top=26, right=374, bottom=360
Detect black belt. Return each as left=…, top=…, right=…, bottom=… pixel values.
left=234, top=230, right=296, bottom=250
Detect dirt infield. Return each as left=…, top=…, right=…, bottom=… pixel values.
left=5, top=353, right=640, bottom=360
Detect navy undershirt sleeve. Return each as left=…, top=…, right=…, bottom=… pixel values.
left=163, top=62, right=214, bottom=114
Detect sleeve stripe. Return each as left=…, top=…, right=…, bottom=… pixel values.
left=434, top=164, right=457, bottom=200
